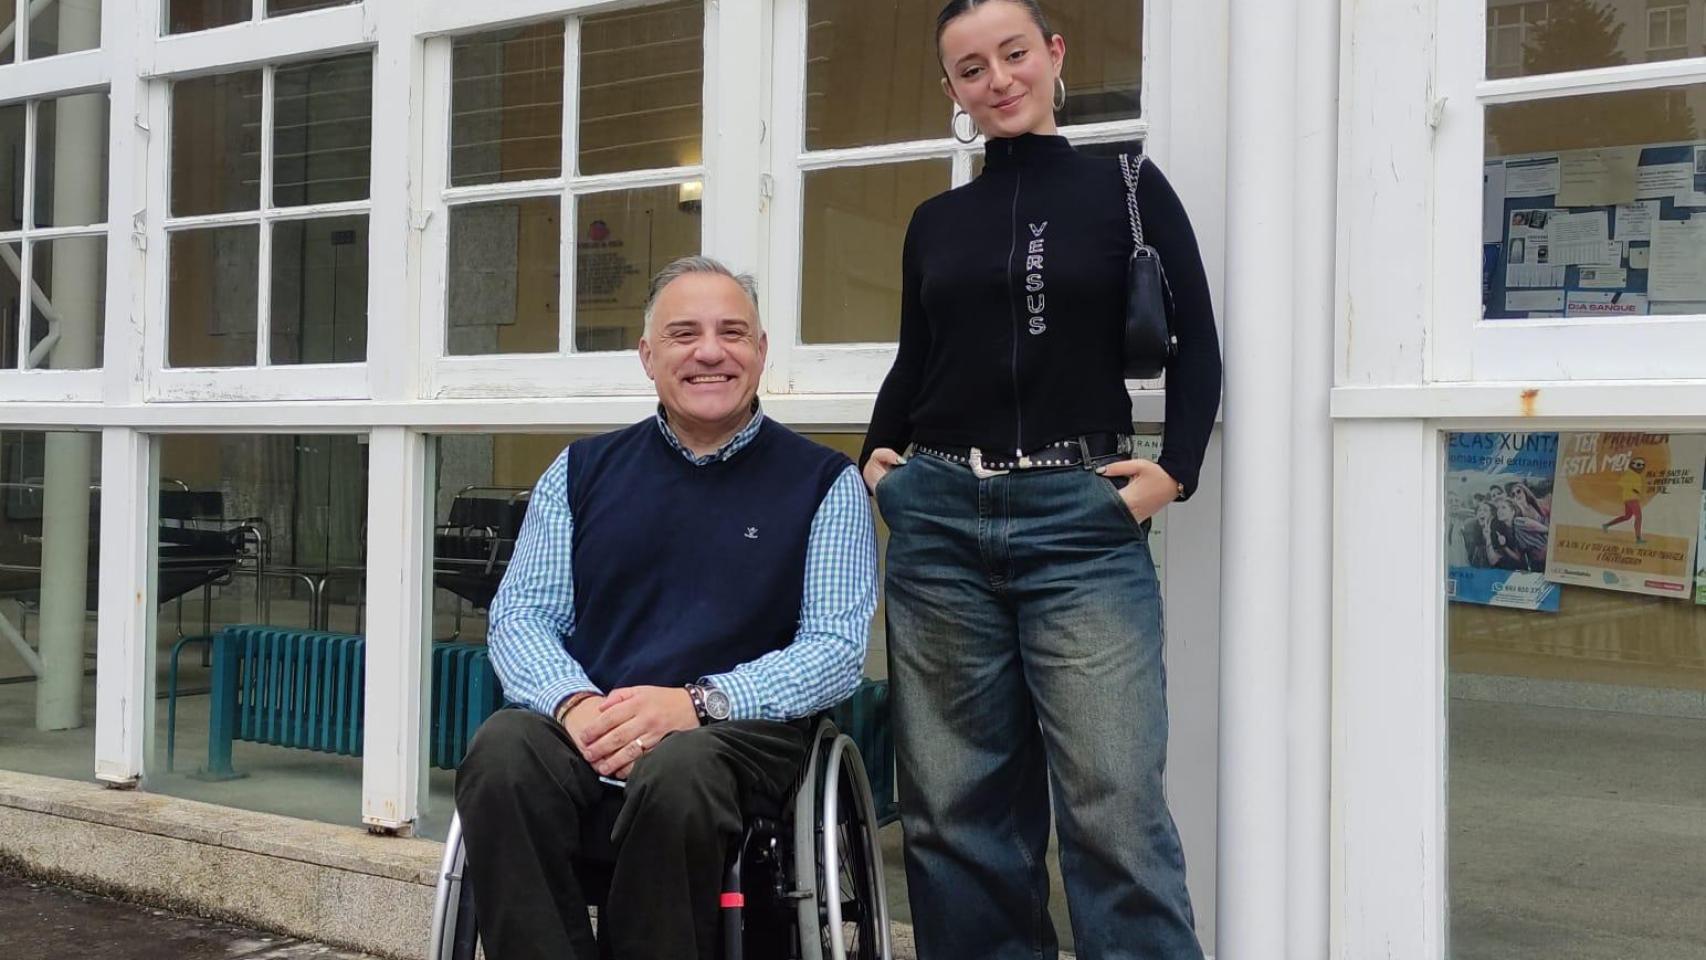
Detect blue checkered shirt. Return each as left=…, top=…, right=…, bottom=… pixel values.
left=487, top=410, right=878, bottom=722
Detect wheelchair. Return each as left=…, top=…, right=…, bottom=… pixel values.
left=428, top=717, right=893, bottom=960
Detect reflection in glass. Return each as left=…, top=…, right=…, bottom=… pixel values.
left=1483, top=85, right=1706, bottom=321
left=0, top=105, right=23, bottom=232
left=1485, top=0, right=1692, bottom=79
left=28, top=236, right=105, bottom=371
left=1, top=244, right=19, bottom=368
left=25, top=0, right=102, bottom=58
left=172, top=71, right=263, bottom=216
left=0, top=430, right=101, bottom=784
left=166, top=0, right=250, bottom=34
left=35, top=92, right=110, bottom=229
left=805, top=0, right=944, bottom=150
left=274, top=54, right=374, bottom=207
left=579, top=0, right=703, bottom=175
left=267, top=0, right=358, bottom=15
left=168, top=226, right=259, bottom=368
left=574, top=184, right=702, bottom=352
left=1446, top=430, right=1706, bottom=955
left=451, top=26, right=564, bottom=187
left=146, top=433, right=369, bottom=827
left=447, top=198, right=561, bottom=355
left=0, top=2, right=14, bottom=62
left=1046, top=0, right=1143, bottom=127
left=801, top=160, right=950, bottom=344
left=270, top=216, right=367, bottom=365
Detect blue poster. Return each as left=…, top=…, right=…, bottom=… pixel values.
left=1446, top=432, right=1562, bottom=612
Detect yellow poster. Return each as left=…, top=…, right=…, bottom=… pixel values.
left=1545, top=433, right=1706, bottom=598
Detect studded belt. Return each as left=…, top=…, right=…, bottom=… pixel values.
left=914, top=433, right=1135, bottom=478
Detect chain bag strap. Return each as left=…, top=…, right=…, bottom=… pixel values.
left=1118, top=153, right=1177, bottom=379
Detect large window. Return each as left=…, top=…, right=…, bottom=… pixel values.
left=165, top=54, right=373, bottom=369
left=164, top=0, right=358, bottom=35
left=1444, top=430, right=1706, bottom=955
left=435, top=3, right=705, bottom=359
left=0, top=90, right=109, bottom=372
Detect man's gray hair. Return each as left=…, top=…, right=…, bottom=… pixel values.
left=642, top=256, right=762, bottom=334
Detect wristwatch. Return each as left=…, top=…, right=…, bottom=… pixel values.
left=685, top=682, right=732, bottom=724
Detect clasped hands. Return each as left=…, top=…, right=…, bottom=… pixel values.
left=559, top=686, right=700, bottom=780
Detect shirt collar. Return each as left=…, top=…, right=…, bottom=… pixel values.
left=655, top=401, right=765, bottom=466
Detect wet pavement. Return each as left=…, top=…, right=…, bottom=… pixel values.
left=0, top=870, right=379, bottom=959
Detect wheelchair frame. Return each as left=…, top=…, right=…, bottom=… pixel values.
left=428, top=717, right=892, bottom=960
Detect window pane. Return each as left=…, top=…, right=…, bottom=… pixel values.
left=447, top=198, right=560, bottom=355
left=574, top=184, right=702, bottom=352
left=166, top=0, right=250, bottom=34
left=270, top=215, right=367, bottom=364
left=169, top=226, right=259, bottom=367
left=0, top=105, right=23, bottom=232
left=1483, top=0, right=1690, bottom=79
left=172, top=72, right=263, bottom=216
left=26, top=0, right=101, bottom=58
left=1483, top=86, right=1706, bottom=321
left=451, top=26, right=565, bottom=187
left=1, top=3, right=14, bottom=62
left=146, top=433, right=369, bottom=827
left=1447, top=430, right=1706, bottom=955
left=0, top=430, right=101, bottom=784
left=415, top=431, right=585, bottom=841
left=1052, top=0, right=1142, bottom=126
left=1, top=243, right=18, bottom=367
left=578, top=0, right=703, bottom=176
left=267, top=0, right=357, bottom=15
left=804, top=0, right=942, bottom=150
left=35, top=92, right=110, bottom=229
left=28, top=236, right=105, bottom=371
left=273, top=53, right=373, bottom=207
left=801, top=160, right=950, bottom=344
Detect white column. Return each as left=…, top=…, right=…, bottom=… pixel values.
left=94, top=428, right=157, bottom=785
left=33, top=0, right=106, bottom=732
left=1332, top=420, right=1446, bottom=960
left=701, top=0, right=765, bottom=272
left=1219, top=0, right=1300, bottom=953
left=1287, top=0, right=1339, bottom=955
left=361, top=427, right=432, bottom=832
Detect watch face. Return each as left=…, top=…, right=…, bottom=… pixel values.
left=704, top=687, right=732, bottom=720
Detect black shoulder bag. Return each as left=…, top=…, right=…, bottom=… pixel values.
left=1119, top=154, right=1178, bottom=379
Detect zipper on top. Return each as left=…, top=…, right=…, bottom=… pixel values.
left=1006, top=170, right=1024, bottom=458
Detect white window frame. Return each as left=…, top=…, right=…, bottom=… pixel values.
left=140, top=7, right=376, bottom=401
left=1648, top=5, right=1688, bottom=57
left=1432, top=4, right=1706, bottom=382
left=763, top=0, right=1156, bottom=395
left=416, top=0, right=721, bottom=400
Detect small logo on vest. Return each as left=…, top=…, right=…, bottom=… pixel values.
left=745, top=527, right=759, bottom=540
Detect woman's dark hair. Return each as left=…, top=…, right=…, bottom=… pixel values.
left=935, top=0, right=1054, bottom=61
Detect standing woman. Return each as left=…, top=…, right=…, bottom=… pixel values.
left=861, top=2, right=1221, bottom=958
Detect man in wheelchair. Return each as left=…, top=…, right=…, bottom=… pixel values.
left=456, top=256, right=879, bottom=960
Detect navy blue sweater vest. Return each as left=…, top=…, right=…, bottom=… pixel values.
left=564, top=418, right=850, bottom=691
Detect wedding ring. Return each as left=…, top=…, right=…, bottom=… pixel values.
left=634, top=735, right=648, bottom=752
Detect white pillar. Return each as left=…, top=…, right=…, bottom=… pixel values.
left=361, top=427, right=432, bottom=832
left=1219, top=0, right=1300, bottom=953
left=94, top=428, right=157, bottom=785
left=1287, top=0, right=1339, bottom=955
left=33, top=0, right=104, bottom=732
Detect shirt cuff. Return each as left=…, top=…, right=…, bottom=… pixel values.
left=531, top=676, right=601, bottom=720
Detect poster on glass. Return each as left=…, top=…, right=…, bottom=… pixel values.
left=1545, top=433, right=1706, bottom=599
left=1445, top=432, right=1560, bottom=612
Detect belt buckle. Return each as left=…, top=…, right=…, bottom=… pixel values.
left=968, top=447, right=1010, bottom=479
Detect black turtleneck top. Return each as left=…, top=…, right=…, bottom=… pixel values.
left=859, top=133, right=1222, bottom=499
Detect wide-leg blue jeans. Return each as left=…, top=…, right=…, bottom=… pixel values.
left=875, top=451, right=1201, bottom=960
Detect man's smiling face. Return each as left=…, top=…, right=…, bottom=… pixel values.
left=639, top=272, right=767, bottom=441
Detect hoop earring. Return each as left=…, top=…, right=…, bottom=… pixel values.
left=951, top=108, right=981, bottom=145
left=1053, top=75, right=1067, bottom=112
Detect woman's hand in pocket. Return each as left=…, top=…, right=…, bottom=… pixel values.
left=863, top=448, right=906, bottom=493
left=1095, top=458, right=1178, bottom=522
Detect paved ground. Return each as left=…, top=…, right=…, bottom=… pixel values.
left=0, top=870, right=378, bottom=960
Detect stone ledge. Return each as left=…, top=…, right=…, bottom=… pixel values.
left=0, top=769, right=935, bottom=959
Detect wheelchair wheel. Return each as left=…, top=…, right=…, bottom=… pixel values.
left=429, top=813, right=480, bottom=960
left=794, top=724, right=892, bottom=960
